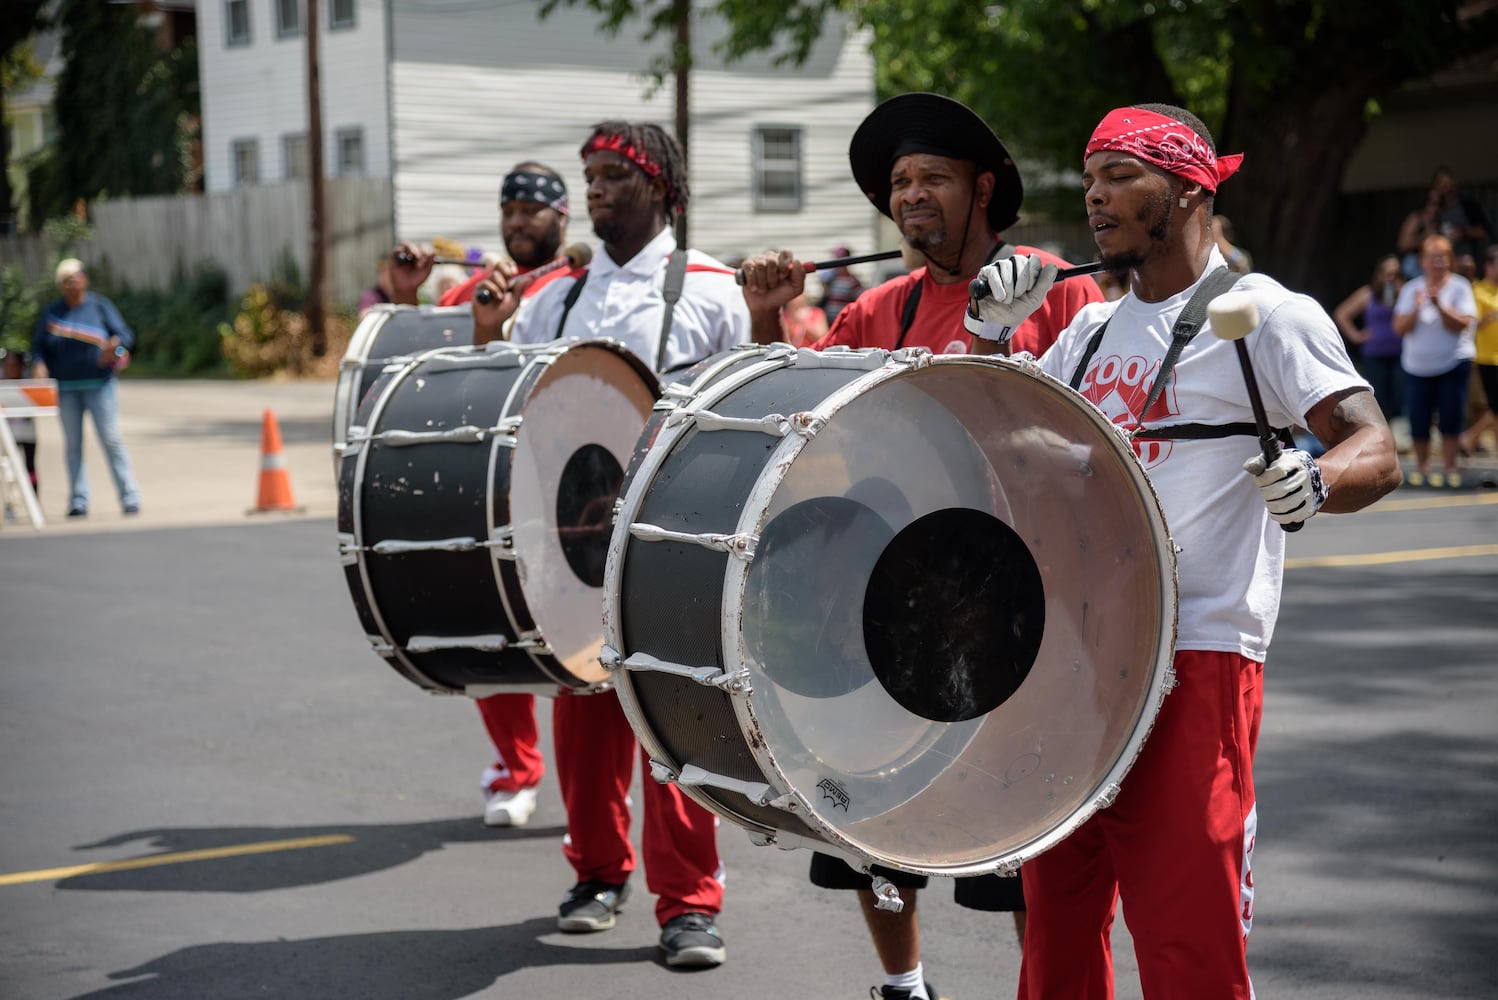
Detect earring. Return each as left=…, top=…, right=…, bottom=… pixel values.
left=1178, top=197, right=1189, bottom=208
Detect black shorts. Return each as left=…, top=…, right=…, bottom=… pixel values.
left=807, top=851, right=1025, bottom=912
left=1478, top=363, right=1498, bottom=415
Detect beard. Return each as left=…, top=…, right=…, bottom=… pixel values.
left=902, top=220, right=948, bottom=254
left=1099, top=188, right=1175, bottom=272
left=507, top=221, right=564, bottom=269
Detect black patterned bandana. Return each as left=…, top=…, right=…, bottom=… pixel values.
left=501, top=170, right=569, bottom=216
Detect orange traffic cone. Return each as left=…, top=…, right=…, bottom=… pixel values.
left=250, top=408, right=302, bottom=514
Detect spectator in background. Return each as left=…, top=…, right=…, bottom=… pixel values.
left=1460, top=246, right=1498, bottom=457
left=1394, top=234, right=1477, bottom=487
left=780, top=292, right=830, bottom=347
left=358, top=253, right=399, bottom=316
left=30, top=258, right=141, bottom=518
left=1398, top=167, right=1493, bottom=280
left=1212, top=214, right=1253, bottom=273
left=818, top=246, right=866, bottom=323
left=1333, top=253, right=1407, bottom=423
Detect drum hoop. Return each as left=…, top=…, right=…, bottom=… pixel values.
left=495, top=337, right=659, bottom=691
left=719, top=353, right=1181, bottom=876
left=603, top=345, right=802, bottom=819
left=346, top=349, right=451, bottom=692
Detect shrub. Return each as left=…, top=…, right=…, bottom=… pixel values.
left=219, top=284, right=352, bottom=379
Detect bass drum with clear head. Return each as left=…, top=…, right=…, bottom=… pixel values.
left=339, top=338, right=658, bottom=696
left=333, top=304, right=474, bottom=463
left=602, top=344, right=1178, bottom=877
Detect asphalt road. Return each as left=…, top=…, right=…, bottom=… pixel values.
left=1, top=377, right=1495, bottom=999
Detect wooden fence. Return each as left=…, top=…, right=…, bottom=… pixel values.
left=0, top=177, right=394, bottom=308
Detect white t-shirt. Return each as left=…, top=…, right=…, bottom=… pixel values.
left=1039, top=252, right=1369, bottom=660
left=1392, top=275, right=1477, bottom=377
left=510, top=227, right=751, bottom=373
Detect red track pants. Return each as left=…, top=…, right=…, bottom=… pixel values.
left=1018, top=650, right=1263, bottom=1000
left=552, top=687, right=724, bottom=926
left=475, top=694, right=545, bottom=795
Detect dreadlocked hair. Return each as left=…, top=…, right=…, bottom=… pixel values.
left=581, top=121, right=690, bottom=218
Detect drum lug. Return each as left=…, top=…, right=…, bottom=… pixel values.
left=789, top=346, right=894, bottom=371
left=1094, top=782, right=1123, bottom=809
left=664, top=408, right=825, bottom=440
left=676, top=763, right=776, bottom=807
left=598, top=644, right=623, bottom=672
left=406, top=633, right=515, bottom=653
left=492, top=526, right=516, bottom=560
left=870, top=876, right=906, bottom=913
left=628, top=522, right=757, bottom=561
left=648, top=759, right=679, bottom=784
left=337, top=532, right=358, bottom=566
left=617, top=651, right=751, bottom=693
left=889, top=346, right=935, bottom=368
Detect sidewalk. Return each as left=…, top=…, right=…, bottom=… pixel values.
left=1, top=377, right=340, bottom=535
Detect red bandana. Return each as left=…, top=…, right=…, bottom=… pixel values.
left=1085, top=108, right=1243, bottom=193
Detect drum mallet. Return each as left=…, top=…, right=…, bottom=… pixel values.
left=475, top=244, right=593, bottom=306
left=1208, top=290, right=1303, bottom=533
left=392, top=249, right=476, bottom=268
left=967, top=260, right=1108, bottom=300
left=734, top=249, right=905, bottom=286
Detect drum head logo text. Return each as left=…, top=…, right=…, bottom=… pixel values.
left=816, top=777, right=851, bottom=811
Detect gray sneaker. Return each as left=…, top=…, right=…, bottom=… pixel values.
left=557, top=880, right=630, bottom=932
left=659, top=911, right=725, bottom=968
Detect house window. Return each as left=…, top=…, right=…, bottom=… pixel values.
left=335, top=127, right=365, bottom=176
left=752, top=126, right=802, bottom=212
left=276, top=0, right=301, bottom=38
left=232, top=138, right=259, bottom=187
left=283, top=133, right=309, bottom=180
left=224, top=0, right=251, bottom=46
left=329, top=0, right=356, bottom=30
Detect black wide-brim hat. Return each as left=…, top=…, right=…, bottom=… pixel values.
left=849, top=92, right=1023, bottom=232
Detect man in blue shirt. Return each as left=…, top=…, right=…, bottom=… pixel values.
left=32, top=258, right=141, bottom=517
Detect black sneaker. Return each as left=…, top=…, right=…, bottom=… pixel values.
left=659, top=911, right=725, bottom=968
left=66, top=506, right=87, bottom=518
left=870, top=981, right=940, bottom=1000
left=557, top=880, right=629, bottom=932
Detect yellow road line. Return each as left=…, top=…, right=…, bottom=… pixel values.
left=1286, top=543, right=1498, bottom=570
left=0, top=834, right=354, bottom=887
left=1372, top=492, right=1498, bottom=513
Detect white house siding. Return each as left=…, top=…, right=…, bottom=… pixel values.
left=197, top=0, right=390, bottom=194
left=387, top=3, right=879, bottom=268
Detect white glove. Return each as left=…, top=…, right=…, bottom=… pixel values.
left=1242, top=448, right=1327, bottom=525
left=964, top=255, right=1059, bottom=342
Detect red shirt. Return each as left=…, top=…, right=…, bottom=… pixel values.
left=437, top=261, right=578, bottom=307
left=814, top=245, right=1102, bottom=357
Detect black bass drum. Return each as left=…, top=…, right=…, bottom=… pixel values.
left=339, top=338, right=658, bottom=695
left=602, top=345, right=1178, bottom=877
left=333, top=304, right=474, bottom=464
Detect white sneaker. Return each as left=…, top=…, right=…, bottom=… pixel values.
left=483, top=785, right=539, bottom=827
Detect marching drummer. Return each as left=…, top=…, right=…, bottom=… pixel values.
left=969, top=102, right=1401, bottom=998
left=739, top=92, right=1105, bottom=1000
left=493, top=120, right=750, bottom=969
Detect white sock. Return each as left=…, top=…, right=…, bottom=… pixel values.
left=885, top=964, right=925, bottom=998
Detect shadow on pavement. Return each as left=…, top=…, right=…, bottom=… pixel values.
left=73, top=919, right=661, bottom=999
left=60, top=817, right=565, bottom=893
left=140, top=415, right=333, bottom=446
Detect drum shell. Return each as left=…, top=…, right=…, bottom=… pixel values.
left=341, top=340, right=658, bottom=695
left=333, top=305, right=473, bottom=464
left=605, top=349, right=1178, bottom=877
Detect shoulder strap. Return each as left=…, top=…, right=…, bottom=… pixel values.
left=895, top=243, right=1014, bottom=350
left=1069, top=266, right=1243, bottom=404
left=555, top=270, right=590, bottom=339
left=656, top=250, right=688, bottom=371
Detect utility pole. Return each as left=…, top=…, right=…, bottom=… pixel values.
left=306, top=0, right=328, bottom=357
left=672, top=0, right=689, bottom=249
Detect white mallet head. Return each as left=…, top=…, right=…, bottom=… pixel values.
left=1208, top=291, right=1260, bottom=342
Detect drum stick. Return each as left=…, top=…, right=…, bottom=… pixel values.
left=475, top=244, right=593, bottom=306
left=392, top=250, right=479, bottom=268
left=967, top=260, right=1108, bottom=301
left=1208, top=291, right=1303, bottom=534
left=734, top=249, right=905, bottom=286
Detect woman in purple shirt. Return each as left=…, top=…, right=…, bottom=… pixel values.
left=1334, top=253, right=1406, bottom=422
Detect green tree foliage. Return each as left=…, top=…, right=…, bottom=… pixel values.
left=26, top=0, right=199, bottom=223
left=541, top=0, right=1497, bottom=298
